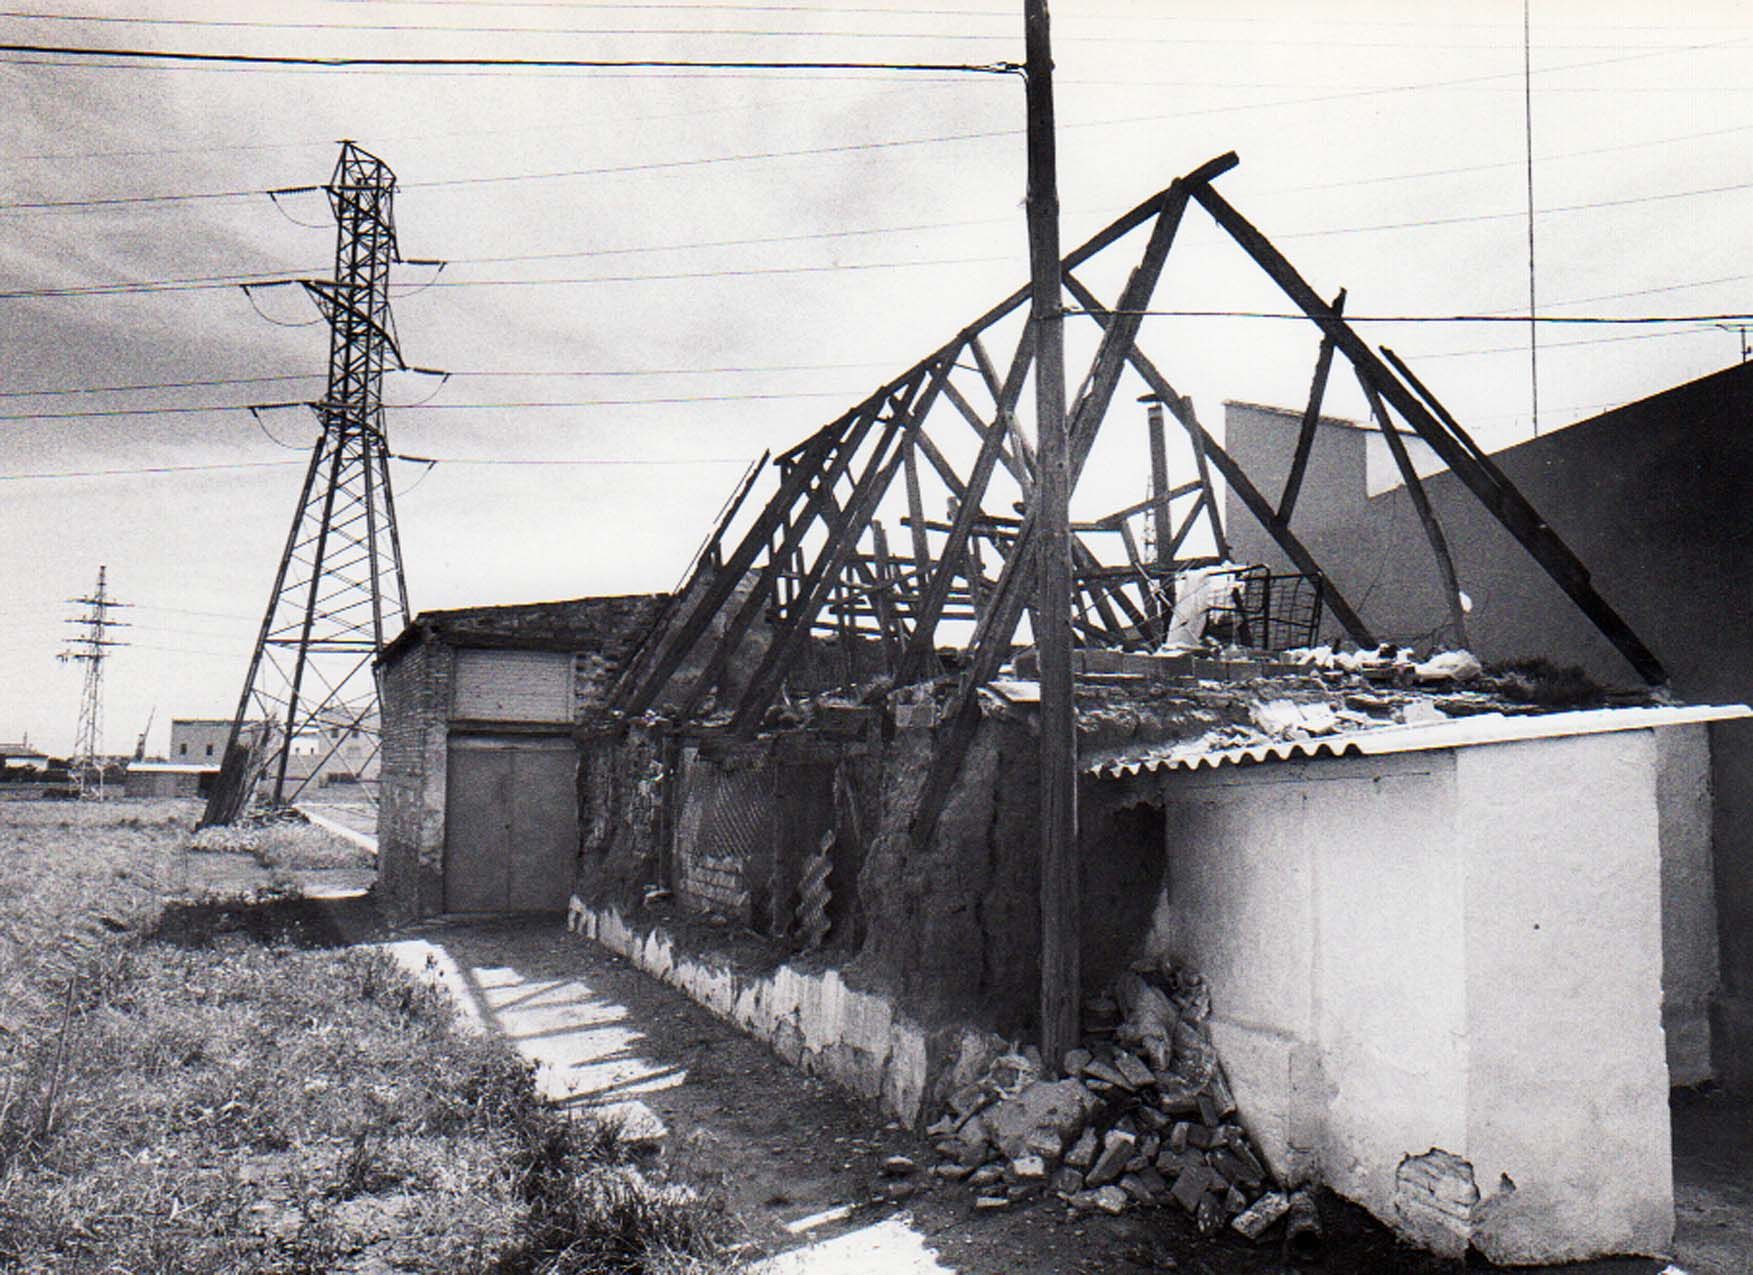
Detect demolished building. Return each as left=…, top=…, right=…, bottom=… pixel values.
left=378, top=152, right=1750, bottom=1263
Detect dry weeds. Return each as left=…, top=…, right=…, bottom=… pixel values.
left=0, top=801, right=738, bottom=1274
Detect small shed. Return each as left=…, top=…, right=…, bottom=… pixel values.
left=123, top=760, right=220, bottom=798
left=375, top=594, right=663, bottom=922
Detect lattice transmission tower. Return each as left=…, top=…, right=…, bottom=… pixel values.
left=59, top=564, right=129, bottom=798
left=202, top=142, right=413, bottom=826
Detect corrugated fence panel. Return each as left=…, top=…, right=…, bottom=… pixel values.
left=452, top=649, right=575, bottom=723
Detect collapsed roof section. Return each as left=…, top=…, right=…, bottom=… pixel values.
left=610, top=150, right=1665, bottom=835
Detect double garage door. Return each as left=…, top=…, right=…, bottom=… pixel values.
left=444, top=735, right=578, bottom=913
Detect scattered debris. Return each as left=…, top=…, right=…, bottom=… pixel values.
left=929, top=959, right=1300, bottom=1247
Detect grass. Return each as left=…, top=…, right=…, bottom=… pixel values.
left=0, top=801, right=739, bottom=1274
left=189, top=807, right=375, bottom=872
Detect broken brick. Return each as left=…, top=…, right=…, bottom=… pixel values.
left=1082, top=1058, right=1128, bottom=1089
left=1133, top=1166, right=1169, bottom=1200
left=880, top=1155, right=917, bottom=1177
left=1113, top=1051, right=1156, bottom=1091
left=1024, top=1128, right=1063, bottom=1162
left=1064, top=1128, right=1099, bottom=1169
left=967, top=1165, right=1004, bottom=1190
left=933, top=1164, right=971, bottom=1181
left=1085, top=1129, right=1138, bottom=1188
left=1119, top=1173, right=1154, bottom=1203
left=1062, top=1047, right=1092, bottom=1076
left=1195, top=1190, right=1224, bottom=1237
left=974, top=1194, right=1010, bottom=1211
left=1169, top=1122, right=1191, bottom=1154
left=1231, top=1190, right=1291, bottom=1242
left=1225, top=1185, right=1249, bottom=1215
left=1156, top=1149, right=1195, bottom=1177
left=1136, top=1134, right=1161, bottom=1164
left=1092, top=1185, right=1130, bottom=1215
left=1171, top=1165, right=1217, bottom=1214
left=1196, top=1093, right=1221, bottom=1127
left=1049, top=1166, right=1085, bottom=1196
left=1007, top=1154, right=1047, bottom=1181
left=1207, top=1148, right=1248, bottom=1186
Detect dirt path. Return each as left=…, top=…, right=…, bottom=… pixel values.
left=360, top=910, right=1734, bottom=1275
left=374, top=916, right=1273, bottom=1274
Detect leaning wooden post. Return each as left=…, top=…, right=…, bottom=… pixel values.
left=1143, top=394, right=1175, bottom=630
left=1024, top=0, right=1078, bottom=1075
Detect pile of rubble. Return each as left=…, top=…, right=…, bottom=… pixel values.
left=925, top=961, right=1316, bottom=1251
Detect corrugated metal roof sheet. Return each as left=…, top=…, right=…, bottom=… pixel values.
left=1089, top=703, right=1752, bottom=778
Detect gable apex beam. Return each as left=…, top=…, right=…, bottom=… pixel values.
left=1185, top=174, right=1666, bottom=684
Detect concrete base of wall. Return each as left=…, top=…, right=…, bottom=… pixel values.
left=567, top=896, right=1003, bottom=1127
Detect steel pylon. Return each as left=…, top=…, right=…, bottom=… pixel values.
left=202, top=142, right=411, bottom=826
left=59, top=564, right=129, bottom=798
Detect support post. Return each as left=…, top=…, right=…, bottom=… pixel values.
left=1144, top=395, right=1174, bottom=628
left=1025, top=0, right=1078, bottom=1075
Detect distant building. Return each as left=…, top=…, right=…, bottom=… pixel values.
left=0, top=740, right=49, bottom=772
left=169, top=719, right=250, bottom=765
left=124, top=760, right=218, bottom=799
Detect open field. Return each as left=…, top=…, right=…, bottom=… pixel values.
left=0, top=800, right=736, bottom=1274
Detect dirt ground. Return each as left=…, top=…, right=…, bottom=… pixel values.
left=157, top=841, right=1749, bottom=1275
left=330, top=905, right=1736, bottom=1275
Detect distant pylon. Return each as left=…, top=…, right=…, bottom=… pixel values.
left=202, top=142, right=413, bottom=826
left=59, top=564, right=129, bottom=798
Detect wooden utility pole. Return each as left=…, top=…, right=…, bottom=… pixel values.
left=1024, top=0, right=1078, bottom=1073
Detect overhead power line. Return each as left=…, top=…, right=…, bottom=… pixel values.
left=0, top=9, right=1737, bottom=50
left=0, top=41, right=1020, bottom=73
left=0, top=454, right=756, bottom=481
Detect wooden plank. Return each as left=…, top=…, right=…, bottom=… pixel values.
left=663, top=402, right=885, bottom=720
left=1185, top=176, right=1666, bottom=684
left=732, top=359, right=957, bottom=732
left=1356, top=369, right=1471, bottom=649
left=898, top=396, right=1016, bottom=682
left=1092, top=482, right=1203, bottom=530
left=1277, top=289, right=1346, bottom=523
left=729, top=417, right=912, bottom=733
left=610, top=449, right=768, bottom=711
left=620, top=418, right=848, bottom=715
left=902, top=437, right=934, bottom=593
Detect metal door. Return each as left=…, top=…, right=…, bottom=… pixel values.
left=444, top=735, right=579, bottom=913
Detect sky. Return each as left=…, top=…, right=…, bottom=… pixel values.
left=2, top=0, right=1749, bottom=757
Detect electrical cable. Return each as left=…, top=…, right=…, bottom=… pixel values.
left=0, top=12, right=1729, bottom=51
left=248, top=405, right=315, bottom=450
left=0, top=459, right=307, bottom=480
left=0, top=42, right=1021, bottom=74
left=0, top=373, right=318, bottom=398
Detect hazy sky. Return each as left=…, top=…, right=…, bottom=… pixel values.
left=2, top=1, right=1749, bottom=755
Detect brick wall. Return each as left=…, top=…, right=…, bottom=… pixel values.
left=377, top=639, right=453, bottom=921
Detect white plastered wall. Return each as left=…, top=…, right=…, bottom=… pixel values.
left=1144, top=728, right=1683, bottom=1263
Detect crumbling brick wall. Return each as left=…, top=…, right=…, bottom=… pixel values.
left=377, top=639, right=453, bottom=922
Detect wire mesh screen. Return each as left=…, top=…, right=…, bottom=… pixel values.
left=671, top=750, right=772, bottom=922
left=1203, top=566, right=1326, bottom=651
